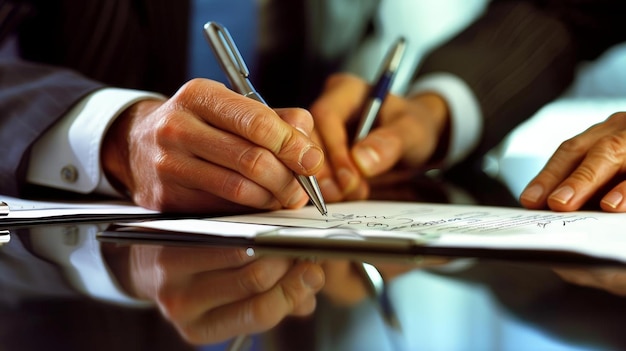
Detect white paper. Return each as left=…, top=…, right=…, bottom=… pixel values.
left=0, top=195, right=158, bottom=220
left=125, top=201, right=626, bottom=263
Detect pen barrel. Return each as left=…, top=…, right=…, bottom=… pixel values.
left=370, top=72, right=394, bottom=100
left=295, top=174, right=327, bottom=216
left=355, top=99, right=383, bottom=142
left=354, top=72, right=394, bottom=142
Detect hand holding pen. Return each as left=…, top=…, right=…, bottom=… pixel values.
left=101, top=29, right=326, bottom=213
left=204, top=21, right=327, bottom=216
left=310, top=38, right=407, bottom=202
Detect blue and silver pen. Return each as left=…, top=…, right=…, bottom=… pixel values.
left=354, top=37, right=407, bottom=142
left=353, top=37, right=406, bottom=330
left=203, top=21, right=328, bottom=216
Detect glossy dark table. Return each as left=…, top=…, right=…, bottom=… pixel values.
left=2, top=172, right=626, bottom=351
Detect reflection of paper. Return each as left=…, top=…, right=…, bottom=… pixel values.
left=0, top=195, right=158, bottom=222
left=0, top=230, right=9, bottom=245
left=126, top=201, right=626, bottom=263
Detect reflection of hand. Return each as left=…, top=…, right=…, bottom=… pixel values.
left=553, top=267, right=626, bottom=297
left=104, top=244, right=325, bottom=345
left=310, top=73, right=449, bottom=202
left=521, top=112, right=626, bottom=212
left=102, top=78, right=325, bottom=213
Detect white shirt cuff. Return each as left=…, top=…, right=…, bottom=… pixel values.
left=27, top=88, right=165, bottom=196
left=28, top=223, right=153, bottom=307
left=408, top=73, right=482, bottom=168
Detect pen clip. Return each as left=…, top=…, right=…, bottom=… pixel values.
left=203, top=21, right=254, bottom=94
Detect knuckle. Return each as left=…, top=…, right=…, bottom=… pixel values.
left=606, top=111, right=626, bottom=126
left=239, top=262, right=275, bottom=294
left=219, top=172, right=250, bottom=202
left=570, top=164, right=598, bottom=183
left=154, top=113, right=186, bottom=143
left=557, top=137, right=587, bottom=155
left=237, top=146, right=272, bottom=178
left=179, top=78, right=204, bottom=94
left=232, top=105, right=301, bottom=157
left=218, top=173, right=276, bottom=209
left=594, top=134, right=626, bottom=164
left=276, top=128, right=302, bottom=157
left=175, top=79, right=229, bottom=112
left=153, top=153, right=187, bottom=185
left=155, top=287, right=185, bottom=321
left=232, top=105, right=275, bottom=140
left=153, top=152, right=175, bottom=176
left=177, top=78, right=222, bottom=101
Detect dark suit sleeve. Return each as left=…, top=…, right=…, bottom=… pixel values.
left=0, top=0, right=190, bottom=197
left=0, top=59, right=102, bottom=196
left=415, top=0, right=626, bottom=170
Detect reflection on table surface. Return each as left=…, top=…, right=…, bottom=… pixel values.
left=2, top=173, right=626, bottom=351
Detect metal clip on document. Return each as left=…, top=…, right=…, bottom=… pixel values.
left=0, top=201, right=9, bottom=216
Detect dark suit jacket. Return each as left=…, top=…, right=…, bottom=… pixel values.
left=1, top=0, right=625, bottom=196
left=0, top=0, right=190, bottom=196
left=415, top=0, right=626, bottom=177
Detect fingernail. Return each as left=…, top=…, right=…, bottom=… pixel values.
left=337, top=167, right=358, bottom=194
left=521, top=184, right=544, bottom=203
left=550, top=185, right=575, bottom=204
left=602, top=191, right=623, bottom=209
left=353, top=146, right=380, bottom=176
left=302, top=265, right=324, bottom=290
left=299, top=146, right=323, bottom=171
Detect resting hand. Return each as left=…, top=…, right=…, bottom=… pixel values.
left=553, top=267, right=626, bottom=297
left=520, top=112, right=626, bottom=212
left=103, top=244, right=324, bottom=345
left=310, top=73, right=449, bottom=202
left=102, top=78, right=324, bottom=213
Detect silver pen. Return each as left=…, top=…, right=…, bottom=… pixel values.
left=203, top=21, right=327, bottom=216
left=354, top=37, right=406, bottom=141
